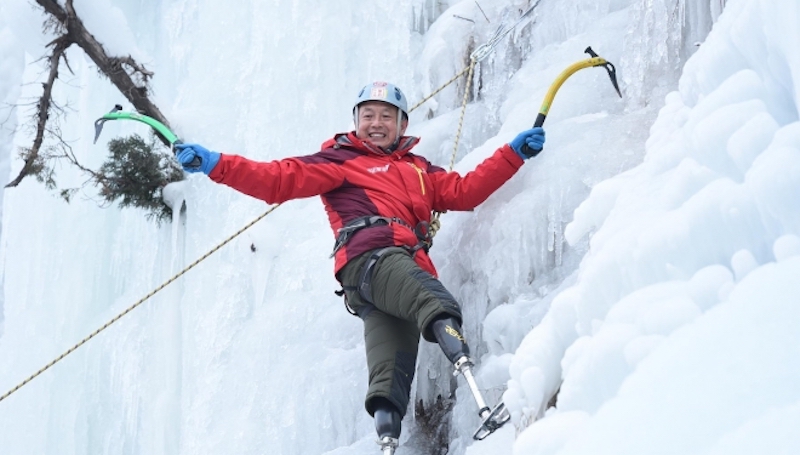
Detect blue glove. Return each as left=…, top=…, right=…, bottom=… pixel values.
left=510, top=127, right=546, bottom=160
left=174, top=143, right=221, bottom=175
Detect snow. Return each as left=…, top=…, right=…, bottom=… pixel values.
left=1, top=0, right=799, bottom=454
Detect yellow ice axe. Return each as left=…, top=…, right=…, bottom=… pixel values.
left=521, top=46, right=622, bottom=156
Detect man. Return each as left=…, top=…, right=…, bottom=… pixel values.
left=175, top=81, right=545, bottom=453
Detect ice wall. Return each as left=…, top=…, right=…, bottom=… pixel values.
left=503, top=0, right=800, bottom=452
left=622, top=0, right=717, bottom=107
left=0, top=0, right=724, bottom=454
left=408, top=0, right=718, bottom=452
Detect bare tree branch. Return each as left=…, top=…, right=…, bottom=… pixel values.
left=6, top=36, right=71, bottom=188
left=8, top=0, right=175, bottom=189
left=109, top=55, right=154, bottom=87
left=37, top=0, right=171, bottom=137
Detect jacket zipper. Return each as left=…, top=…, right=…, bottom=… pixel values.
left=407, top=162, right=426, bottom=195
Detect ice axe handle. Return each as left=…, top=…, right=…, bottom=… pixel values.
left=533, top=113, right=546, bottom=128
left=519, top=113, right=547, bottom=158
left=172, top=140, right=202, bottom=169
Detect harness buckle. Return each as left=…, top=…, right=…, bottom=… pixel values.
left=331, top=216, right=392, bottom=257
left=414, top=221, right=434, bottom=253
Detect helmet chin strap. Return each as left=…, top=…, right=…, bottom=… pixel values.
left=387, top=107, right=402, bottom=153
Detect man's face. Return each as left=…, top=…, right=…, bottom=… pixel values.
left=355, top=101, right=407, bottom=150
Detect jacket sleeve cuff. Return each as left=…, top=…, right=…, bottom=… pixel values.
left=208, top=153, right=227, bottom=182
left=501, top=144, right=526, bottom=168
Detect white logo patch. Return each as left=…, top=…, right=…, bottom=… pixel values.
left=368, top=164, right=390, bottom=174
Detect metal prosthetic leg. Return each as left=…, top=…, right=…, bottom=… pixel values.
left=373, top=398, right=401, bottom=454
left=376, top=436, right=398, bottom=455
left=453, top=356, right=511, bottom=440
left=431, top=317, right=511, bottom=441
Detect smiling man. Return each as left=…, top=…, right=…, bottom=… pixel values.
left=174, top=81, right=545, bottom=454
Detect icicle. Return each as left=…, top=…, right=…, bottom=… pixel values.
left=554, top=184, right=565, bottom=267
left=546, top=184, right=564, bottom=267
left=710, top=0, right=727, bottom=23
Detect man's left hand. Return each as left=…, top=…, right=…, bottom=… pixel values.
left=510, top=127, right=546, bottom=160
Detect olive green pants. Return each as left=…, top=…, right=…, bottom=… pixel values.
left=337, top=247, right=463, bottom=418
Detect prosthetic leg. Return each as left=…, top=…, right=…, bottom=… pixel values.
left=373, top=398, right=401, bottom=454
left=430, top=317, right=511, bottom=440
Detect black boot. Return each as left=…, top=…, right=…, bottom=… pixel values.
left=430, top=316, right=470, bottom=365
left=373, top=398, right=401, bottom=453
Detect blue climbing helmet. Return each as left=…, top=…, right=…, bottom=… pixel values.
left=353, top=81, right=409, bottom=131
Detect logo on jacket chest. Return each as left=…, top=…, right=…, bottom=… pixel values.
left=367, top=164, right=390, bottom=174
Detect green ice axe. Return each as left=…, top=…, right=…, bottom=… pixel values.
left=520, top=46, right=622, bottom=157
left=93, top=105, right=201, bottom=167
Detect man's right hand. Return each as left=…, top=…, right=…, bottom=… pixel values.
left=175, top=143, right=221, bottom=175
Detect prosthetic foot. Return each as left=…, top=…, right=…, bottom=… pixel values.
left=431, top=317, right=511, bottom=440
left=453, top=356, right=511, bottom=440
left=373, top=398, right=401, bottom=455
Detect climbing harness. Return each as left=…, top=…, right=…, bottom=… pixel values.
left=355, top=247, right=392, bottom=307
left=332, top=216, right=398, bottom=257
left=332, top=214, right=435, bottom=315
left=1, top=4, right=547, bottom=404
left=336, top=246, right=391, bottom=317
left=331, top=215, right=434, bottom=259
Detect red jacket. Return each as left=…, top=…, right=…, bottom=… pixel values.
left=209, top=132, right=524, bottom=277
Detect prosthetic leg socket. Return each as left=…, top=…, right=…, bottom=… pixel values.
left=373, top=398, right=401, bottom=454
left=430, top=316, right=470, bottom=364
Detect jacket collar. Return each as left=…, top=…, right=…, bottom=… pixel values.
left=322, top=132, right=420, bottom=157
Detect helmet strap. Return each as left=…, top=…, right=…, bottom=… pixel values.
left=396, top=108, right=402, bottom=138
left=390, top=107, right=402, bottom=151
